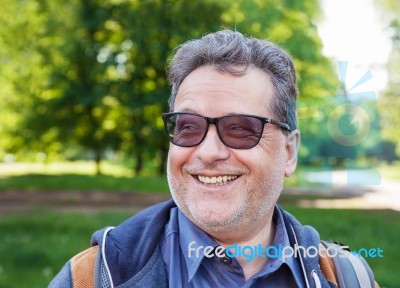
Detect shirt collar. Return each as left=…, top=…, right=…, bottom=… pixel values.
left=178, top=206, right=304, bottom=286
left=258, top=206, right=304, bottom=287
left=178, top=210, right=219, bottom=282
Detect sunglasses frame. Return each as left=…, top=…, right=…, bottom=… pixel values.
left=162, top=112, right=291, bottom=149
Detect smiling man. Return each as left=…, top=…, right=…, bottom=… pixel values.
left=49, top=30, right=378, bottom=288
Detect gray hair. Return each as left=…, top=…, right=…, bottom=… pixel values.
left=167, top=29, right=298, bottom=131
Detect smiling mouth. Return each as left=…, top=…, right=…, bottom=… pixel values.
left=197, top=175, right=239, bottom=185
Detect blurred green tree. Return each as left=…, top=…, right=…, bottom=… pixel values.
left=0, top=0, right=123, bottom=172
left=221, top=0, right=339, bottom=163
left=0, top=1, right=52, bottom=160
left=0, top=0, right=339, bottom=174
left=224, top=0, right=338, bottom=98
left=375, top=0, right=400, bottom=157
left=114, top=0, right=228, bottom=174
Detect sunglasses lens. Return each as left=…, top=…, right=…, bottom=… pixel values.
left=165, top=114, right=207, bottom=147
left=218, top=116, right=263, bottom=149
left=163, top=113, right=264, bottom=149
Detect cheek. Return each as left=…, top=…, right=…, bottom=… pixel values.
left=258, top=134, right=282, bottom=154
left=246, top=141, right=287, bottom=175
left=257, top=135, right=286, bottom=159
left=168, top=146, right=192, bottom=173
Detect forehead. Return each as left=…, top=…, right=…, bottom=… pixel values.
left=174, top=66, right=275, bottom=117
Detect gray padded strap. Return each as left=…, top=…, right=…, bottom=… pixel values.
left=334, top=253, right=360, bottom=288
left=347, top=253, right=374, bottom=288
left=101, top=227, right=115, bottom=288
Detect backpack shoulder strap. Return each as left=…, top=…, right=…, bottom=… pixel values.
left=318, top=242, right=338, bottom=286
left=319, top=241, right=379, bottom=288
left=70, top=245, right=98, bottom=288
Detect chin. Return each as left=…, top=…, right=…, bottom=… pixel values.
left=189, top=204, right=246, bottom=232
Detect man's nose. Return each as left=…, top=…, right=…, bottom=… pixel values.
left=193, top=125, right=230, bottom=163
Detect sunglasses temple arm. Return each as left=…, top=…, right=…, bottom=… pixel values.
left=269, top=119, right=291, bottom=131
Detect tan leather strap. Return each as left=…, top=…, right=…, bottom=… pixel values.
left=71, top=246, right=98, bottom=288
left=318, top=243, right=339, bottom=286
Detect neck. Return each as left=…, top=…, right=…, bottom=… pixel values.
left=207, top=211, right=276, bottom=281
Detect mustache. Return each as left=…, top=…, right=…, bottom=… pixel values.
left=182, top=162, right=248, bottom=175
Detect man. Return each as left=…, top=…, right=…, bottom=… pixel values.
left=49, top=29, right=377, bottom=287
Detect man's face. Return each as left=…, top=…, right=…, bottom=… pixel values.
left=167, top=65, right=292, bottom=233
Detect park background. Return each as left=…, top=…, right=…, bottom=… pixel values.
left=0, top=0, right=399, bottom=287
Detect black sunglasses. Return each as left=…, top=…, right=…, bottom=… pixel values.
left=162, top=112, right=291, bottom=149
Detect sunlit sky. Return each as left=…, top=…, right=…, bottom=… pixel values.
left=318, top=0, right=392, bottom=93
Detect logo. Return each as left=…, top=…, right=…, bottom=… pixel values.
left=297, top=61, right=382, bottom=187
left=187, top=241, right=383, bottom=263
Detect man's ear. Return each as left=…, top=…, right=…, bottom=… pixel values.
left=284, top=129, right=300, bottom=177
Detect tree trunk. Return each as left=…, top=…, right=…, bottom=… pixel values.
left=135, top=151, right=143, bottom=175
left=95, top=149, right=102, bottom=175
left=158, top=148, right=168, bottom=175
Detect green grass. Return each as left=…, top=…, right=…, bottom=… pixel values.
left=0, top=173, right=169, bottom=194
left=283, top=206, right=399, bottom=287
left=0, top=161, right=169, bottom=194
left=0, top=208, right=398, bottom=287
left=0, top=211, right=131, bottom=288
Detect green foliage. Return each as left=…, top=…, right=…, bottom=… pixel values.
left=298, top=90, right=382, bottom=165
left=221, top=0, right=338, bottom=99
left=0, top=1, right=50, bottom=157
left=376, top=162, right=400, bottom=180
left=374, top=0, right=400, bottom=156
left=0, top=0, right=338, bottom=174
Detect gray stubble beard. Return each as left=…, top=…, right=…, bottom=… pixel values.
left=166, top=155, right=285, bottom=234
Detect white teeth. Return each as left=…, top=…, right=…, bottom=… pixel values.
left=197, top=175, right=238, bottom=185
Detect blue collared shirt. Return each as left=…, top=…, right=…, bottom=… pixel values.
left=161, top=206, right=305, bottom=287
